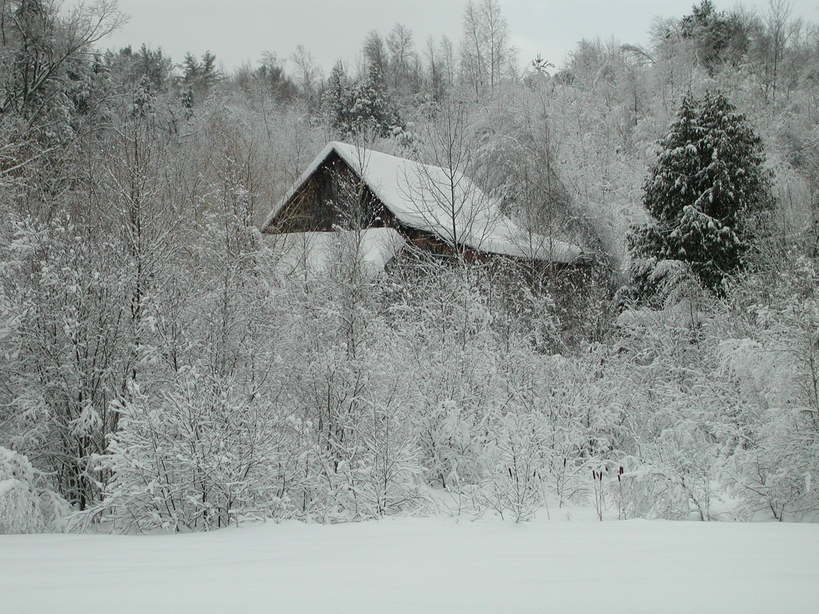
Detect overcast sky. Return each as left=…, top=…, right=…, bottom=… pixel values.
left=99, top=0, right=819, bottom=75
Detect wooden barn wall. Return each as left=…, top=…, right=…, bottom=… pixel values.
left=267, top=153, right=391, bottom=233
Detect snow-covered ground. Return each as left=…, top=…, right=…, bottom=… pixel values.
left=2, top=516, right=817, bottom=614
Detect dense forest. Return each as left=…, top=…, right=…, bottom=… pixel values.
left=0, top=0, right=816, bottom=533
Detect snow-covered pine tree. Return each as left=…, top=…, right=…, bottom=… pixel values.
left=181, top=51, right=219, bottom=106
left=323, top=61, right=404, bottom=139
left=627, top=91, right=773, bottom=298
left=323, top=61, right=352, bottom=134
left=347, top=62, right=404, bottom=138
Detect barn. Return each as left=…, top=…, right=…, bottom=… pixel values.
left=260, top=141, right=585, bottom=272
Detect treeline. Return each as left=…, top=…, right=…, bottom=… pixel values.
left=0, top=0, right=816, bottom=532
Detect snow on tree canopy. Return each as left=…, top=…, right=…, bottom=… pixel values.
left=0, top=447, right=69, bottom=534
left=262, top=142, right=584, bottom=265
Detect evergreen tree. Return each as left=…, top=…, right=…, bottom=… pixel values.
left=323, top=61, right=403, bottom=139
left=627, top=91, right=773, bottom=297
left=363, top=31, right=388, bottom=79
left=347, top=63, right=404, bottom=137
left=678, top=1, right=749, bottom=74
left=254, top=52, right=297, bottom=101
left=182, top=50, right=220, bottom=106
left=323, top=60, right=351, bottom=132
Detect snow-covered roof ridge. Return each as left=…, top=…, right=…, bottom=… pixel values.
left=263, top=141, right=584, bottom=264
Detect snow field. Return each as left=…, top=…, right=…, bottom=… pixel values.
left=1, top=516, right=818, bottom=614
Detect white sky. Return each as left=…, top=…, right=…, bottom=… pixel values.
left=98, top=0, right=819, bottom=75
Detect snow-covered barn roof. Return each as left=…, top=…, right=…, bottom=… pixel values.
left=262, top=141, right=583, bottom=264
